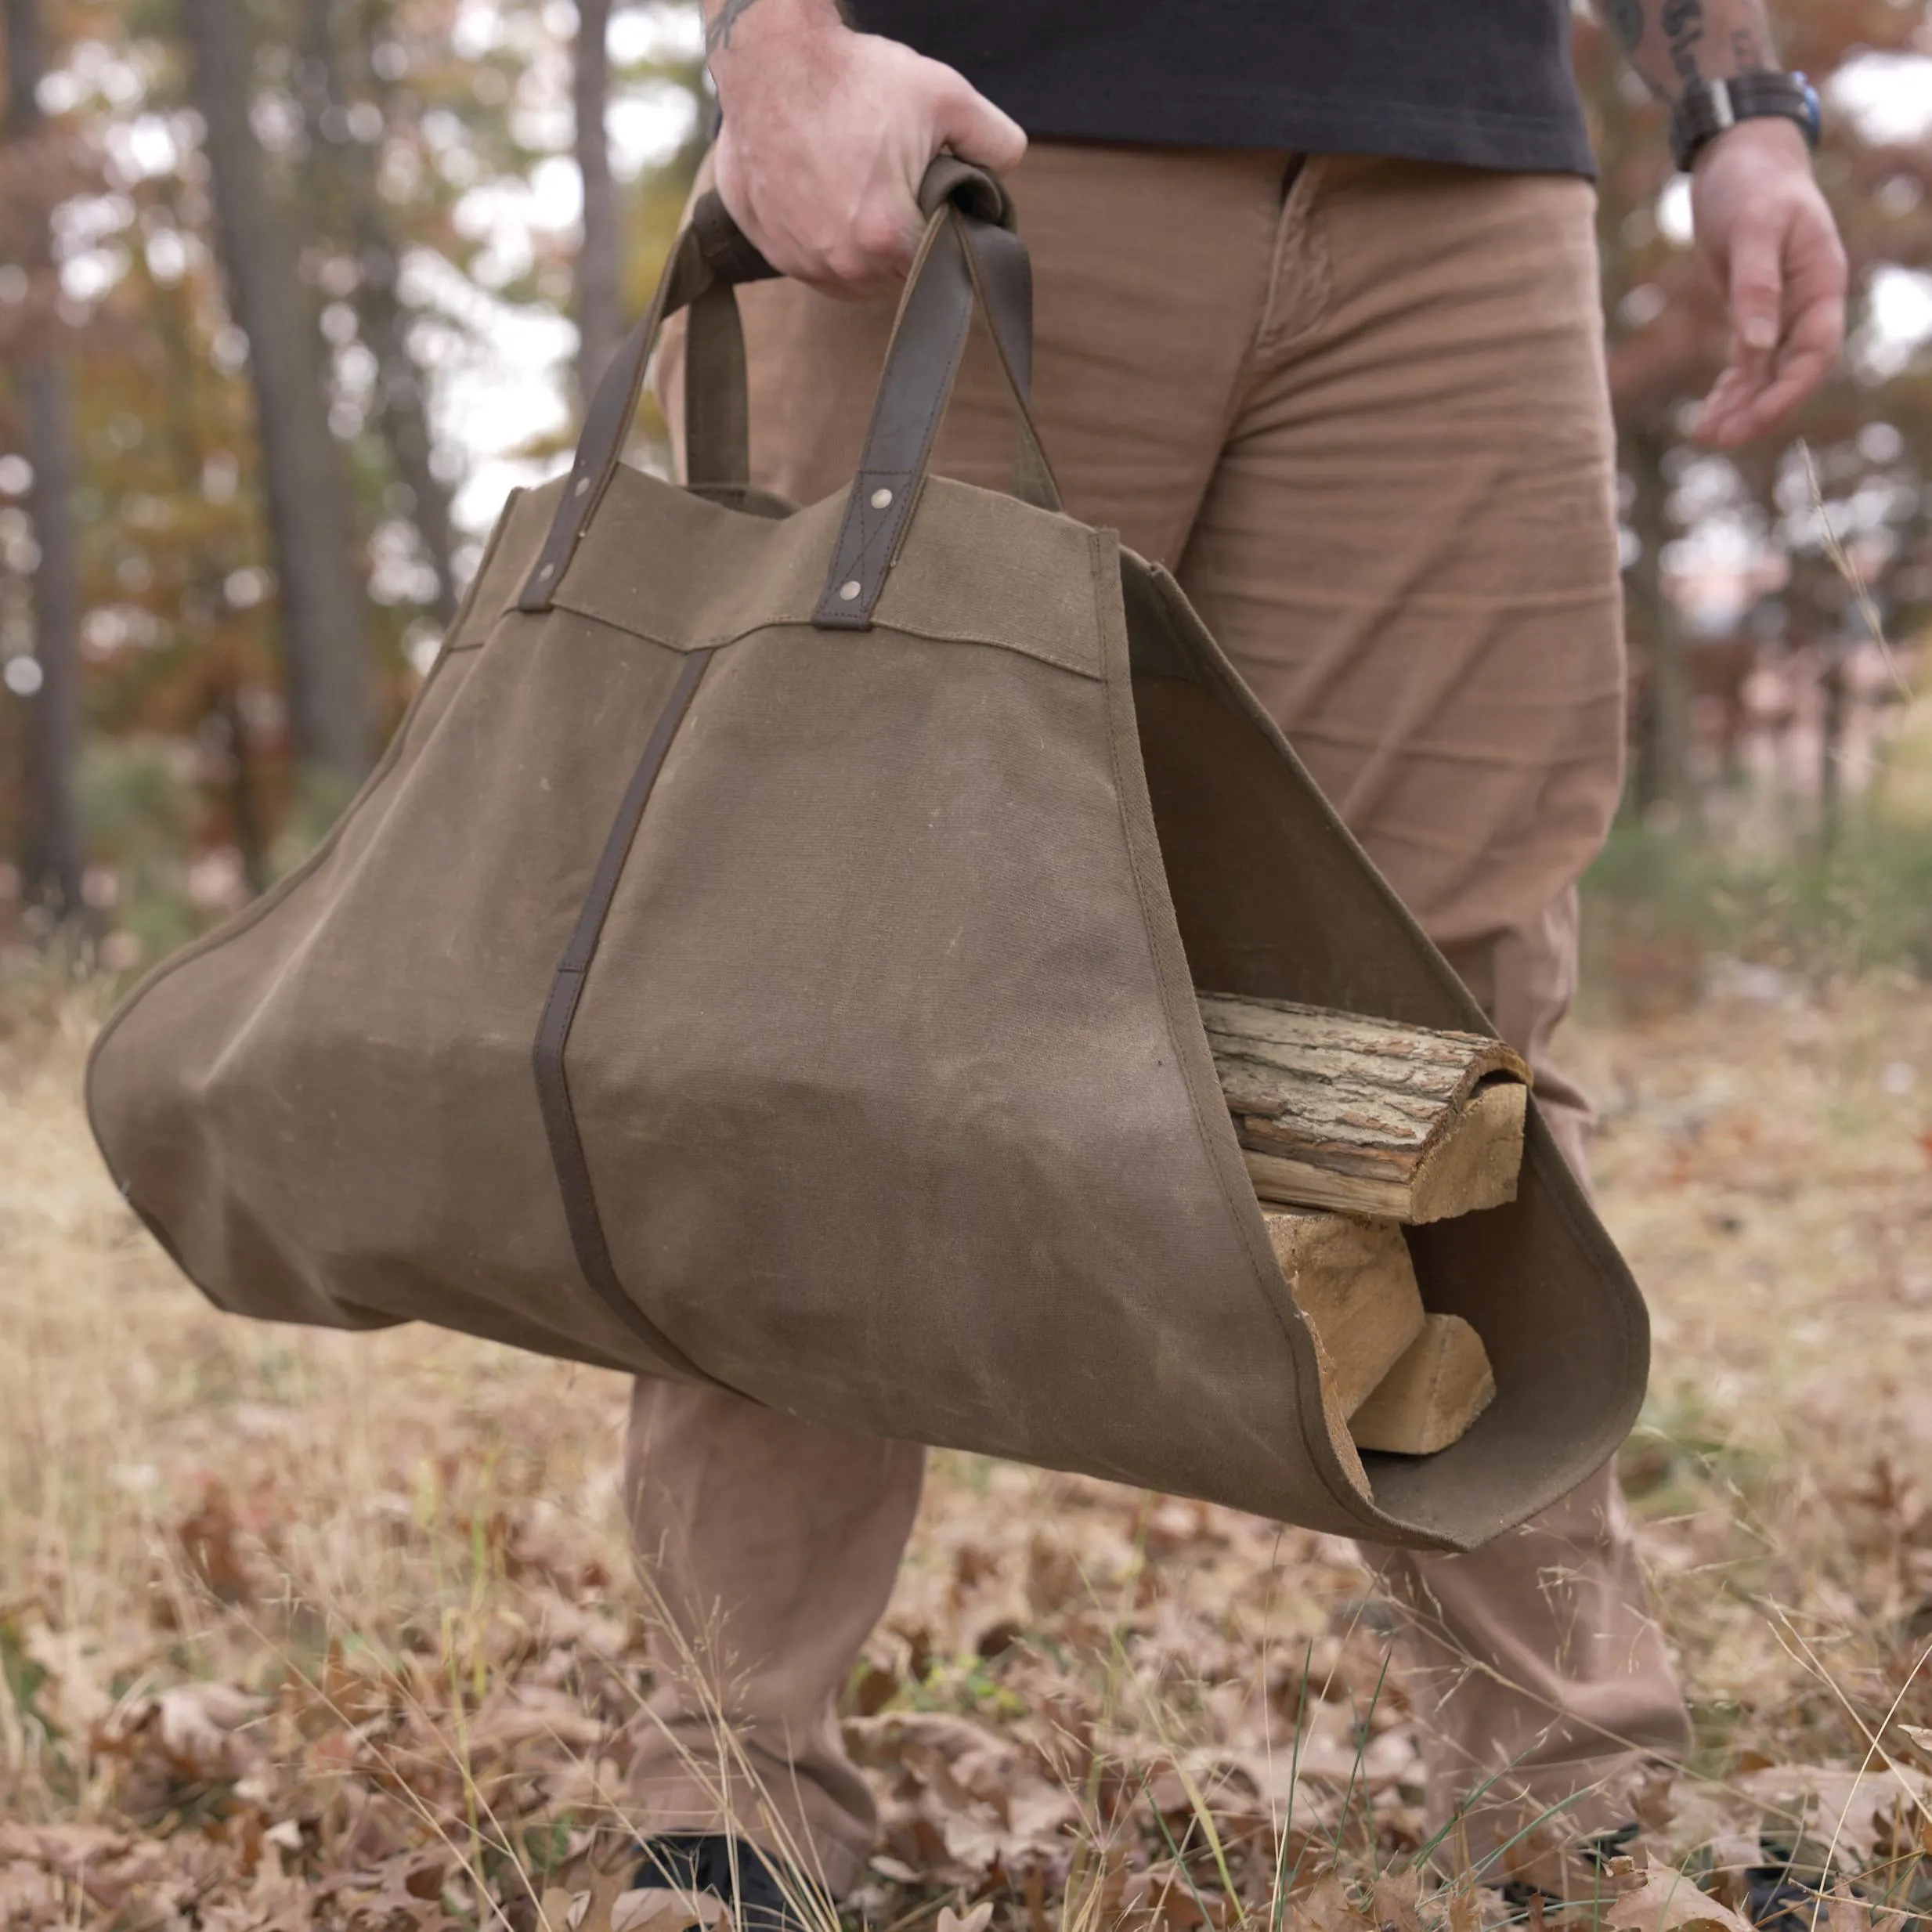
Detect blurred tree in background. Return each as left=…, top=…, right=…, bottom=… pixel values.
left=0, top=0, right=706, bottom=964
left=1584, top=0, right=1932, bottom=820
left=5, top=0, right=85, bottom=921
left=0, top=0, right=1928, bottom=984
left=1578, top=0, right=1932, bottom=989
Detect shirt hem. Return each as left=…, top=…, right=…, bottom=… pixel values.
left=986, top=86, right=1598, bottom=179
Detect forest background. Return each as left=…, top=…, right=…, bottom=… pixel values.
left=2, top=0, right=1931, bottom=991
left=7, top=6, right=1932, bottom=1930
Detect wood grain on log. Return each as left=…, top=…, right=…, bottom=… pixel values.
left=1349, top=1313, right=1497, bottom=1456
left=1199, top=994, right=1530, bottom=1224
left=1262, top=1208, right=1425, bottom=1417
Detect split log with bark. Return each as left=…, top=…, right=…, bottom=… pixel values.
left=1226, top=994, right=1521, bottom=1470
left=1200, top=994, right=1530, bottom=1223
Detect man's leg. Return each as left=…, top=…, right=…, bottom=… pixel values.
left=649, top=139, right=1688, bottom=1869
left=1172, top=153, right=1690, bottom=1858
left=625, top=1380, right=923, bottom=1894
left=628, top=143, right=1291, bottom=1883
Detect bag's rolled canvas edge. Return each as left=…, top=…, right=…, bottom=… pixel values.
left=1374, top=1107, right=1651, bottom=1541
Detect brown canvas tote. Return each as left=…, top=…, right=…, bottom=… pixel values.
left=88, top=164, right=1649, bottom=1551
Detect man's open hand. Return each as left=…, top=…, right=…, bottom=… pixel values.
left=707, top=0, right=1025, bottom=298
left=1690, top=117, right=1847, bottom=447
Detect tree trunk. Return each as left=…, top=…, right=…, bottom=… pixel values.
left=356, top=236, right=460, bottom=626
left=1818, top=642, right=1846, bottom=858
left=5, top=0, right=84, bottom=922
left=179, top=0, right=372, bottom=789
left=573, top=0, right=623, bottom=404
left=218, top=681, right=269, bottom=896
left=301, top=0, right=459, bottom=626
left=1625, top=424, right=1691, bottom=818
left=19, top=361, right=82, bottom=920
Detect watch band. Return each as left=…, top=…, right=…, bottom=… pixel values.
left=1670, top=70, right=1822, bottom=171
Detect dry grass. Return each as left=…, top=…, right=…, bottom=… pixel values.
left=5, top=972, right=1932, bottom=1930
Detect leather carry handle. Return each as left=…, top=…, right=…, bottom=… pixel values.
left=684, top=163, right=1042, bottom=498
left=518, top=159, right=1054, bottom=616
left=811, top=169, right=1060, bottom=630
left=682, top=191, right=776, bottom=492
left=517, top=185, right=780, bottom=612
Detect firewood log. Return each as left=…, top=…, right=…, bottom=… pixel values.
left=1199, top=994, right=1530, bottom=1224
left=1262, top=1208, right=1425, bottom=1417
left=1314, top=1334, right=1374, bottom=1501
left=1348, top=1313, right=1497, bottom=1456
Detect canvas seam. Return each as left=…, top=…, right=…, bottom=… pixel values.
left=1092, top=532, right=1393, bottom=1540
left=539, top=595, right=1107, bottom=684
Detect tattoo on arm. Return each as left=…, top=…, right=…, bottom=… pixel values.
left=705, top=0, right=762, bottom=54
left=1660, top=0, right=1706, bottom=91
left=1595, top=0, right=1778, bottom=101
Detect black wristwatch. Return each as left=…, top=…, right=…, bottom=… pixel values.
left=1670, top=70, right=1822, bottom=172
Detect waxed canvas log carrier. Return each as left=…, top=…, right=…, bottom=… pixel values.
left=87, top=164, right=1649, bottom=1551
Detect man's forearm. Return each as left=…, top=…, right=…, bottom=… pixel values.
left=705, top=0, right=753, bottom=53
left=1599, top=0, right=1778, bottom=101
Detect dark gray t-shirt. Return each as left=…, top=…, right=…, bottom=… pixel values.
left=842, top=1, right=1596, bottom=177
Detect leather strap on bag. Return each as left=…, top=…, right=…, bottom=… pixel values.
left=811, top=179, right=1060, bottom=630
left=533, top=648, right=731, bottom=1386
left=517, top=196, right=778, bottom=612
left=684, top=279, right=753, bottom=489
left=689, top=184, right=776, bottom=286
left=517, top=158, right=1056, bottom=618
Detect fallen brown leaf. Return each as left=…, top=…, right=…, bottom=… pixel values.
left=1603, top=1866, right=1751, bottom=1932
left=936, top=1905, right=995, bottom=1932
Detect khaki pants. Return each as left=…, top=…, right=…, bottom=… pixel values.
left=629, top=144, right=1690, bottom=1894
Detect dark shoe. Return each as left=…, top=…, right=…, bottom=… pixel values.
left=631, top=1834, right=834, bottom=1932
left=1497, top=1823, right=1644, bottom=1922
left=1742, top=1865, right=1828, bottom=1932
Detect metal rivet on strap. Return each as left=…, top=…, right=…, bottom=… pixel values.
left=538, top=562, right=556, bottom=580
left=869, top=487, right=893, bottom=510
left=573, top=477, right=590, bottom=497
left=839, top=579, right=862, bottom=601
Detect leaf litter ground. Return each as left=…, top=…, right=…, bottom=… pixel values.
left=5, top=974, right=1932, bottom=1930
